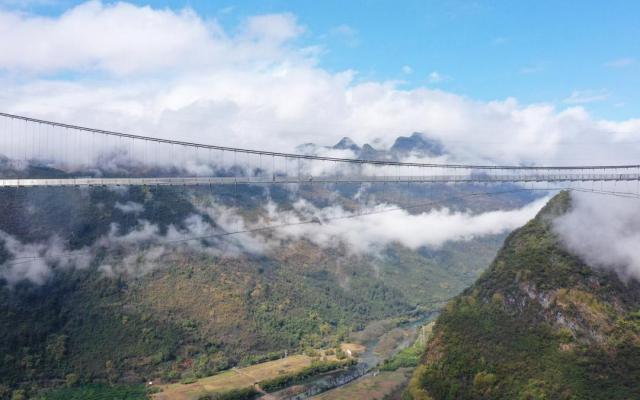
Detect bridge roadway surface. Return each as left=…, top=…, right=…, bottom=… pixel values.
left=1, top=173, right=639, bottom=187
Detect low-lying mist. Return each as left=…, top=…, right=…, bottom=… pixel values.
left=554, top=191, right=640, bottom=282
left=8, top=188, right=640, bottom=288
left=0, top=192, right=549, bottom=286
left=266, top=197, right=549, bottom=253
left=0, top=209, right=269, bottom=285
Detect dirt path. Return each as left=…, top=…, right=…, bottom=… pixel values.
left=232, top=367, right=258, bottom=383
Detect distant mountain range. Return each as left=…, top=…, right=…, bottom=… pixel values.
left=296, top=132, right=446, bottom=161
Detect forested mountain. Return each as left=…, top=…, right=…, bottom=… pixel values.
left=408, top=192, right=640, bottom=400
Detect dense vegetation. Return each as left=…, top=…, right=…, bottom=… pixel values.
left=0, top=164, right=536, bottom=398
left=408, top=192, right=640, bottom=400
left=40, top=384, right=149, bottom=400
left=380, top=341, right=425, bottom=372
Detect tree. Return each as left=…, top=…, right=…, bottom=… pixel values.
left=105, top=360, right=118, bottom=385
left=65, top=373, right=79, bottom=388
left=10, top=390, right=26, bottom=400
left=46, top=334, right=68, bottom=365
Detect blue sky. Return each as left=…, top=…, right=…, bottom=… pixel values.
left=2, top=0, right=640, bottom=167
left=12, top=0, right=640, bottom=120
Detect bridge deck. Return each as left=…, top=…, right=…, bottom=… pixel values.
left=1, top=174, right=639, bottom=187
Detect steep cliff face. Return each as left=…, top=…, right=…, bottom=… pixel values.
left=409, top=191, right=640, bottom=400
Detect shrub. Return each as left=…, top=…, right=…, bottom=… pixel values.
left=65, top=373, right=80, bottom=388
left=238, top=352, right=283, bottom=367
left=491, top=292, right=504, bottom=305
left=304, top=348, right=319, bottom=357
left=335, top=348, right=347, bottom=360
left=11, top=390, right=26, bottom=400
left=380, top=343, right=424, bottom=371
left=180, top=376, right=197, bottom=385
left=473, top=371, right=497, bottom=394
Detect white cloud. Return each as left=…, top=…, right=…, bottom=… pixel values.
left=564, top=89, right=609, bottom=105
left=0, top=1, right=638, bottom=170
left=597, top=118, right=640, bottom=139
left=267, top=197, right=549, bottom=254
left=427, top=71, right=447, bottom=84
left=115, top=201, right=144, bottom=214
left=0, top=2, right=305, bottom=76
left=402, top=65, right=413, bottom=75
left=0, top=231, right=92, bottom=285
left=241, top=13, right=303, bottom=43
left=554, top=191, right=640, bottom=282
left=0, top=2, right=212, bottom=75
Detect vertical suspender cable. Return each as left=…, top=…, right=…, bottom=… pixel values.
left=23, top=119, right=27, bottom=161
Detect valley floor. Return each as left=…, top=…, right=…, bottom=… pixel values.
left=152, top=315, right=430, bottom=400
left=154, top=345, right=363, bottom=400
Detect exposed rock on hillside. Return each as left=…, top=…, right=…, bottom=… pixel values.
left=408, top=191, right=640, bottom=400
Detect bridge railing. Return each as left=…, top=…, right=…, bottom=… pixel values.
left=2, top=111, right=640, bottom=187
left=2, top=173, right=640, bottom=187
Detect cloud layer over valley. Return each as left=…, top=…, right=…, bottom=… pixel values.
left=1, top=3, right=639, bottom=289
left=268, top=197, right=549, bottom=253
left=0, top=193, right=548, bottom=285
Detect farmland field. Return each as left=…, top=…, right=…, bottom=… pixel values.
left=154, top=355, right=310, bottom=400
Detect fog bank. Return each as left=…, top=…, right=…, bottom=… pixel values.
left=554, top=191, right=640, bottom=281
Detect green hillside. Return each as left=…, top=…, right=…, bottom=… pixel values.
left=0, top=182, right=525, bottom=398
left=408, top=191, right=640, bottom=400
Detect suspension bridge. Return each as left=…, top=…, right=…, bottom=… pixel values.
left=1, top=111, right=639, bottom=271
left=1, top=111, right=639, bottom=188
